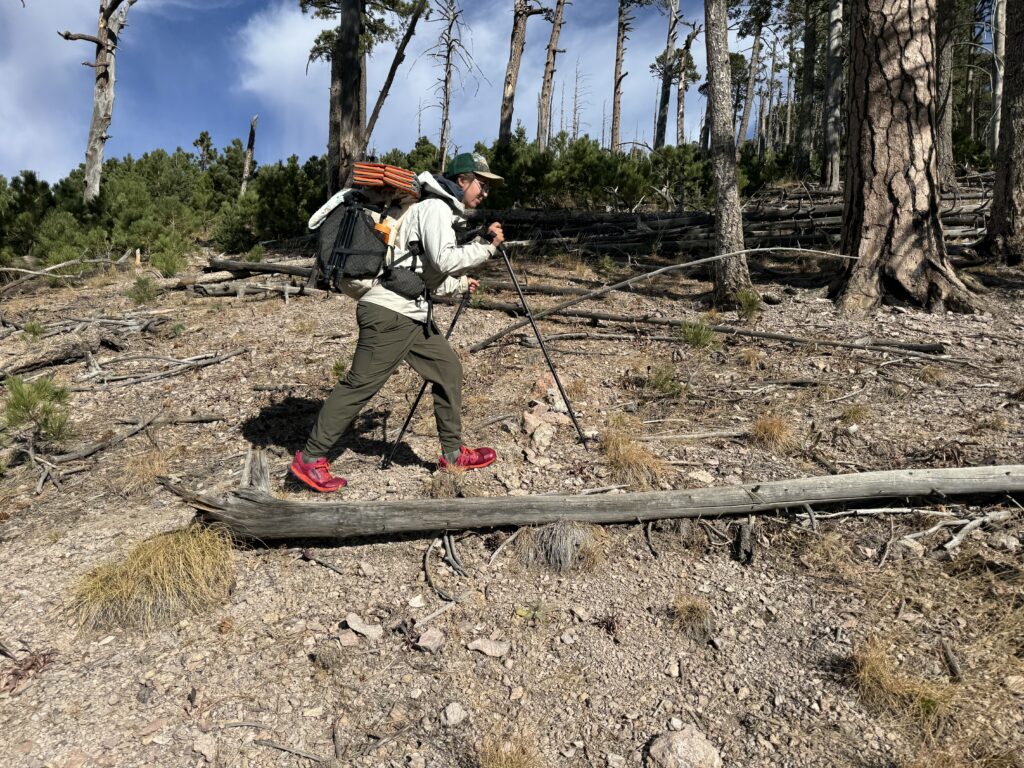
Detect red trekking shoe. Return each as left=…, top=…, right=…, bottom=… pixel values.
left=438, top=445, right=497, bottom=471
left=290, top=452, right=347, bottom=492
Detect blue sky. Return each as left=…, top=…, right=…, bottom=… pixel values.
left=0, top=0, right=735, bottom=183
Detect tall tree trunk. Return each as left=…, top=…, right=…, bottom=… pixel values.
left=822, top=0, right=844, bottom=190
left=60, top=0, right=139, bottom=204
left=785, top=29, right=796, bottom=145
left=438, top=9, right=457, bottom=169
left=705, top=0, right=754, bottom=306
left=654, top=0, right=679, bottom=149
left=612, top=2, right=631, bottom=152
left=794, top=0, right=819, bottom=175
left=537, top=0, right=567, bottom=150
left=935, top=0, right=956, bottom=187
left=737, top=23, right=763, bottom=146
left=498, top=1, right=544, bottom=147
left=991, top=0, right=1007, bottom=156
left=834, top=0, right=977, bottom=313
left=676, top=24, right=701, bottom=146
left=328, top=0, right=363, bottom=193
left=763, top=37, right=779, bottom=154
left=239, top=115, right=258, bottom=198
left=987, top=0, right=1023, bottom=265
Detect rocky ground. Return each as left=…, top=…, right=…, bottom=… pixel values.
left=1, top=250, right=1022, bottom=768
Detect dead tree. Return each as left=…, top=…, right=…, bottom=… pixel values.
left=991, top=0, right=1006, bottom=156
left=427, top=0, right=483, bottom=168
left=793, top=0, right=819, bottom=176
left=654, top=0, right=679, bottom=149
left=239, top=115, right=258, bottom=198
left=328, top=0, right=363, bottom=192
left=536, top=0, right=567, bottom=150
left=736, top=22, right=763, bottom=147
left=986, top=0, right=1023, bottom=265
left=935, top=0, right=956, bottom=188
left=498, top=0, right=548, bottom=147
left=59, top=0, right=140, bottom=204
left=821, top=0, right=844, bottom=190
left=705, top=0, right=755, bottom=306
left=612, top=0, right=655, bottom=152
left=676, top=22, right=702, bottom=145
left=833, top=0, right=977, bottom=313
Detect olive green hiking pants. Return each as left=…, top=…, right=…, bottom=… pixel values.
left=303, top=302, right=463, bottom=459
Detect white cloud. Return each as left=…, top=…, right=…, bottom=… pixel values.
left=0, top=0, right=98, bottom=181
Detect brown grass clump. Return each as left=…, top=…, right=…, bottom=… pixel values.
left=850, top=636, right=955, bottom=730
left=119, top=448, right=175, bottom=497
left=737, top=347, right=766, bottom=371
left=918, top=365, right=949, bottom=386
left=69, top=524, right=235, bottom=634
left=670, top=592, right=713, bottom=642
left=839, top=404, right=872, bottom=425
left=518, top=521, right=604, bottom=573
left=426, top=466, right=479, bottom=499
left=477, top=730, right=544, bottom=768
left=749, top=413, right=796, bottom=452
left=601, top=416, right=668, bottom=490
left=972, top=415, right=1009, bottom=434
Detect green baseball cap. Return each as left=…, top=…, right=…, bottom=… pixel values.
left=445, top=152, right=504, bottom=185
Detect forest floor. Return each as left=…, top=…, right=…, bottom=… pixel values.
left=1, top=248, right=1023, bottom=768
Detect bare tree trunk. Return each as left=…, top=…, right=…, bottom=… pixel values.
left=537, top=0, right=567, bottom=150
left=239, top=115, right=258, bottom=198
left=611, top=1, right=631, bottom=152
left=438, top=7, right=457, bottom=169
left=361, top=0, right=428, bottom=156
left=676, top=24, right=701, bottom=146
left=705, top=0, right=754, bottom=306
left=328, top=0, right=363, bottom=193
left=991, top=0, right=1007, bottom=156
left=763, top=37, right=778, bottom=155
left=784, top=31, right=796, bottom=145
left=987, top=0, right=1023, bottom=265
left=498, top=0, right=545, bottom=147
left=822, top=0, right=844, bottom=190
left=834, top=0, right=977, bottom=313
left=794, top=0, right=819, bottom=175
left=60, top=0, right=139, bottom=204
left=654, top=0, right=679, bottom=149
left=737, top=23, right=762, bottom=147
left=935, top=0, right=956, bottom=188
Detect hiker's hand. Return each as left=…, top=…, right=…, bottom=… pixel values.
left=467, top=278, right=480, bottom=294
left=487, top=222, right=505, bottom=247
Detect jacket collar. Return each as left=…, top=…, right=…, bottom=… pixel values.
left=416, top=172, right=466, bottom=214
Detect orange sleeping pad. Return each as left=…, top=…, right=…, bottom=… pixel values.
left=353, top=162, right=419, bottom=198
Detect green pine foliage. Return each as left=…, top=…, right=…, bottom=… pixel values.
left=3, top=375, right=73, bottom=444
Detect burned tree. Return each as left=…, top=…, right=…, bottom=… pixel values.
left=705, top=0, right=755, bottom=306
left=427, top=0, right=483, bottom=168
left=676, top=22, right=702, bottom=146
left=612, top=0, right=655, bottom=152
left=536, top=0, right=567, bottom=150
left=59, top=0, right=140, bottom=204
left=833, top=0, right=977, bottom=313
left=498, top=0, right=548, bottom=147
left=986, top=0, right=1023, bottom=265
left=654, top=0, right=679, bottom=149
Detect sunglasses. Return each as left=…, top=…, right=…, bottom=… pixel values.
left=474, top=176, right=490, bottom=195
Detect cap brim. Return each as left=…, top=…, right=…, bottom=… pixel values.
left=475, top=171, right=504, bottom=186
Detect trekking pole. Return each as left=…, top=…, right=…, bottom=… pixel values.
left=381, top=290, right=473, bottom=470
left=497, top=244, right=589, bottom=450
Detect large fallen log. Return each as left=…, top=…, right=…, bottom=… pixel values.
left=161, top=465, right=1024, bottom=541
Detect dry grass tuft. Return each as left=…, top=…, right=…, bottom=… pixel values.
left=670, top=592, right=713, bottom=641
left=477, top=730, right=544, bottom=768
left=839, top=404, right=872, bottom=425
left=565, top=377, right=589, bottom=400
left=601, top=416, right=668, bottom=489
left=737, top=347, right=766, bottom=371
left=972, top=415, right=1009, bottom=434
left=519, top=521, right=604, bottom=573
left=119, top=448, right=175, bottom=498
left=850, top=636, right=955, bottom=730
left=749, top=413, right=796, bottom=452
left=69, top=524, right=235, bottom=634
left=426, top=466, right=479, bottom=499
left=918, top=365, right=949, bottom=386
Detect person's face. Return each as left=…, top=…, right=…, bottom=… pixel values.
left=457, top=174, right=489, bottom=209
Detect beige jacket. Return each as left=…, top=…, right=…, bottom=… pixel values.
left=359, top=173, right=495, bottom=323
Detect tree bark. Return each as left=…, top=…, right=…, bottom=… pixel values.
left=705, top=0, right=754, bottom=306
left=611, top=1, right=631, bottom=152
left=498, top=0, right=545, bottom=147
left=537, top=0, right=566, bottom=150
left=987, top=0, right=1024, bottom=265
left=61, top=0, right=139, bottom=204
left=676, top=24, right=701, bottom=146
left=794, top=0, right=819, bottom=175
left=654, top=0, right=679, bottom=148
left=822, top=0, right=844, bottom=190
left=437, top=4, right=457, bottom=169
left=935, top=0, right=956, bottom=188
left=239, top=115, right=258, bottom=199
left=784, top=29, right=796, bottom=145
left=834, top=0, right=977, bottom=313
left=991, top=0, right=1007, bottom=156
left=328, top=0, right=363, bottom=193
left=737, top=23, right=762, bottom=147
left=163, top=466, right=1024, bottom=541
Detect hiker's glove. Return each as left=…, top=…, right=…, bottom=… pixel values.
left=486, top=222, right=505, bottom=247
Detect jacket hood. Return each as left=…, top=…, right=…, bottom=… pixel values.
left=416, top=172, right=466, bottom=214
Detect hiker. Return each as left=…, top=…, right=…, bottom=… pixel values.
left=290, top=152, right=506, bottom=493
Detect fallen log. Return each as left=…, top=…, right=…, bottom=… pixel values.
left=160, top=465, right=1024, bottom=541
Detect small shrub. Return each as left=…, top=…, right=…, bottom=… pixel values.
left=426, top=466, right=479, bottom=499
left=477, top=731, right=542, bottom=768
left=126, top=276, right=158, bottom=305
left=839, top=404, right=871, bottom=425
left=244, top=243, right=266, bottom=263
left=595, top=253, right=618, bottom=276
left=601, top=415, right=668, bottom=489
left=737, top=347, right=765, bottom=370
left=749, top=413, right=795, bottom=452
left=918, top=365, right=949, bottom=386
left=646, top=364, right=682, bottom=397
left=68, top=524, right=235, bottom=634
left=331, top=358, right=350, bottom=380
left=676, top=320, right=717, bottom=349
left=736, top=289, right=763, bottom=322
left=148, top=231, right=190, bottom=277
left=20, top=320, right=47, bottom=340
left=518, top=521, right=603, bottom=573
left=3, top=375, right=72, bottom=443
left=670, top=592, right=713, bottom=642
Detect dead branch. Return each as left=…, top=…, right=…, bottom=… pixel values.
left=160, top=465, right=1024, bottom=541
left=48, top=412, right=161, bottom=465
